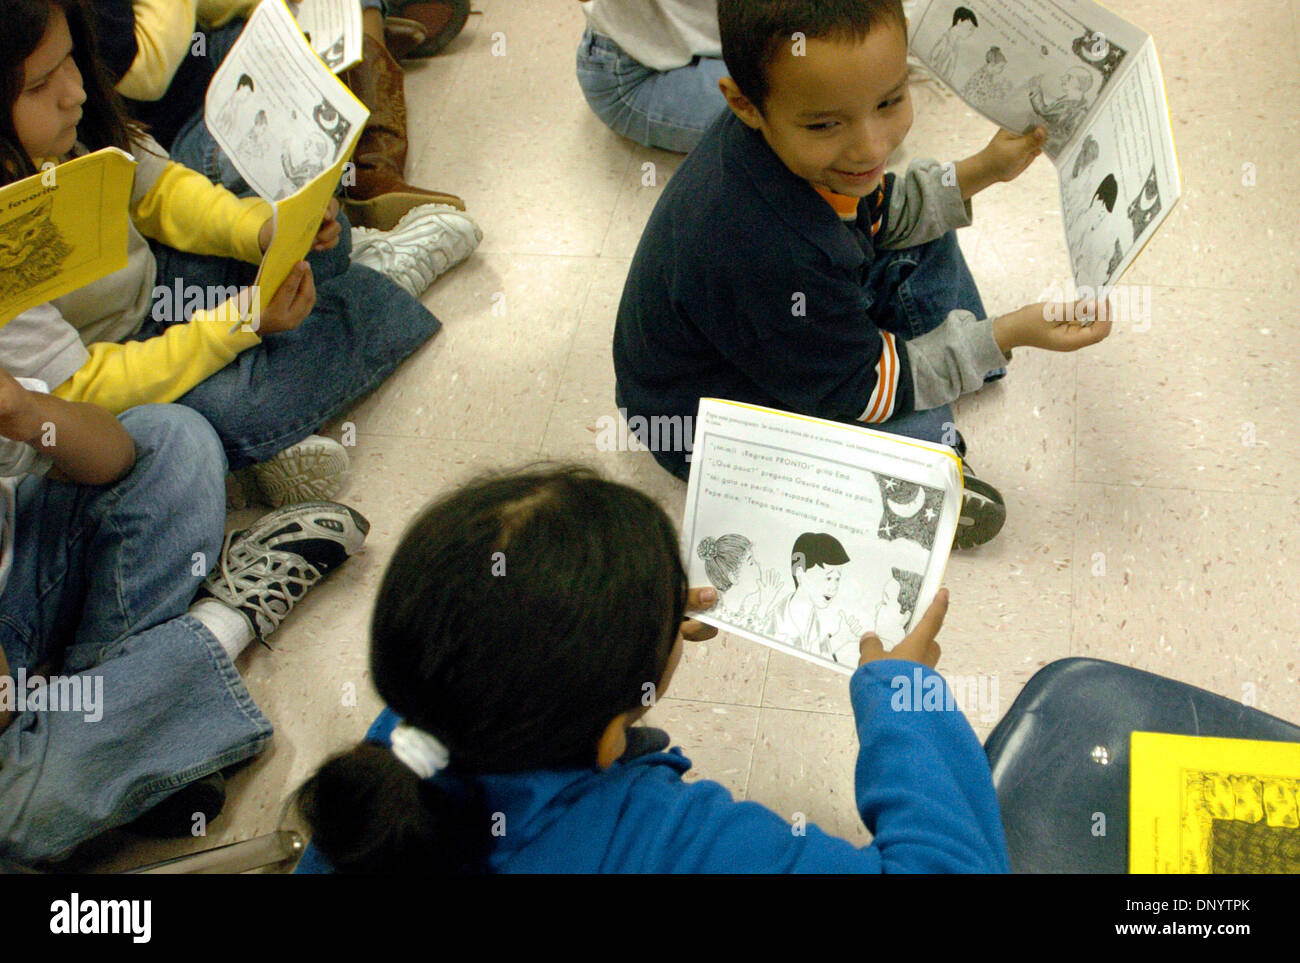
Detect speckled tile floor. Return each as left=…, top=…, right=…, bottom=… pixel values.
left=79, top=0, right=1300, bottom=869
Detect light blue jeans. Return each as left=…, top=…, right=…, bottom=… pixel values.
left=575, top=26, right=729, bottom=154
left=0, top=405, right=273, bottom=865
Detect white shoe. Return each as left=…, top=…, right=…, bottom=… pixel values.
left=350, top=203, right=482, bottom=298
left=251, top=435, right=350, bottom=508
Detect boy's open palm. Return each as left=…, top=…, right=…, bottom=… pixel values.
left=995, top=298, right=1113, bottom=354
left=858, top=588, right=946, bottom=668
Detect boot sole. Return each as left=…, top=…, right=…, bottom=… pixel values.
left=344, top=191, right=466, bottom=230
left=953, top=474, right=1007, bottom=550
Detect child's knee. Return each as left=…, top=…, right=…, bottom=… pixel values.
left=117, top=405, right=227, bottom=493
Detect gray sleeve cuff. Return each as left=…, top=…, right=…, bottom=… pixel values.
left=907, top=312, right=1010, bottom=411
left=0, top=303, right=91, bottom=390
left=881, top=159, right=973, bottom=250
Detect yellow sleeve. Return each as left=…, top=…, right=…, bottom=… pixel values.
left=51, top=302, right=262, bottom=415
left=115, top=0, right=198, bottom=101
left=196, top=0, right=260, bottom=29
left=132, top=160, right=271, bottom=264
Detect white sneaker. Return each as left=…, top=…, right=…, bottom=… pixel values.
left=251, top=435, right=350, bottom=508
left=350, top=203, right=482, bottom=298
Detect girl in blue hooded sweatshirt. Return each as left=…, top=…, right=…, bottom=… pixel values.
left=294, top=465, right=1009, bottom=874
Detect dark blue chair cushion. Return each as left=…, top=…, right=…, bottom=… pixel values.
left=983, top=658, right=1300, bottom=873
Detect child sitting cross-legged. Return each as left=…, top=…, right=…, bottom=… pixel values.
left=0, top=0, right=459, bottom=506
left=0, top=365, right=367, bottom=865
left=613, top=0, right=1112, bottom=548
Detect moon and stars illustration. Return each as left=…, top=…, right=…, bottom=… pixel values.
left=873, top=473, right=944, bottom=549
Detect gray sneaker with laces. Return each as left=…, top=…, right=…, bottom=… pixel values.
left=200, top=501, right=370, bottom=641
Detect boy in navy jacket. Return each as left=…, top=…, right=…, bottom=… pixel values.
left=613, top=0, right=1111, bottom=547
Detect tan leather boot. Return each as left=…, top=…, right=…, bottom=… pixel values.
left=342, top=34, right=466, bottom=230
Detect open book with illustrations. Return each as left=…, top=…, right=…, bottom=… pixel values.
left=908, top=0, right=1180, bottom=290
left=681, top=399, right=962, bottom=675
left=205, top=0, right=369, bottom=315
left=0, top=148, right=135, bottom=327
left=1129, top=732, right=1300, bottom=874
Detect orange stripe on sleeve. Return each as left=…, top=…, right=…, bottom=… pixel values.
left=860, top=331, right=899, bottom=423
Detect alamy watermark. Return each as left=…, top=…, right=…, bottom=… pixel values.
left=889, top=667, right=999, bottom=724
left=150, top=278, right=260, bottom=328
left=1, top=669, right=103, bottom=722
left=1037, top=280, right=1153, bottom=332
left=595, top=409, right=695, bottom=462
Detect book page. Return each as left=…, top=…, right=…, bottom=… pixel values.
left=290, top=0, right=363, bottom=73
left=205, top=0, right=369, bottom=201
left=909, top=0, right=1149, bottom=159
left=681, top=400, right=961, bottom=675
left=1057, top=40, right=1180, bottom=290
left=1130, top=732, right=1300, bottom=874
left=249, top=152, right=352, bottom=316
left=0, top=148, right=135, bottom=327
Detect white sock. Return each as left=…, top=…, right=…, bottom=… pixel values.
left=190, top=598, right=255, bottom=661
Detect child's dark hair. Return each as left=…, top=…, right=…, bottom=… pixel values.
left=296, top=464, right=688, bottom=873
left=790, top=532, right=850, bottom=587
left=0, top=0, right=142, bottom=185
left=718, top=0, right=906, bottom=113
left=953, top=7, right=979, bottom=28
left=1093, top=173, right=1118, bottom=213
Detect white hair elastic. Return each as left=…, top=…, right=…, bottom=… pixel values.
left=389, top=722, right=450, bottom=779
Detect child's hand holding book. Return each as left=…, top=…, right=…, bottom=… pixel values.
left=858, top=588, right=947, bottom=669
left=237, top=261, right=317, bottom=335
left=954, top=126, right=1047, bottom=199
left=257, top=197, right=342, bottom=255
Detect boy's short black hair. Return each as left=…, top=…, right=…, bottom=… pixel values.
left=1093, top=173, right=1118, bottom=212
left=953, top=6, right=979, bottom=27
left=790, top=532, right=851, bottom=586
left=718, top=0, right=907, bottom=113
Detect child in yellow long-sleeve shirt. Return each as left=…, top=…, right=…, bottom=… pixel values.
left=0, top=0, right=443, bottom=505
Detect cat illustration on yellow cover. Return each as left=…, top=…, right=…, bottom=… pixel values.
left=0, top=196, right=72, bottom=303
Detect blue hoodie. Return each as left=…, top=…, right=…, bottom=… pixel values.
left=296, top=660, right=1009, bottom=873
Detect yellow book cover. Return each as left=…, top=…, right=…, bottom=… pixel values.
left=0, top=147, right=135, bottom=327
left=1130, top=731, right=1300, bottom=874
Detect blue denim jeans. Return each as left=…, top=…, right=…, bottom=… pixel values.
left=0, top=405, right=273, bottom=864
left=576, top=27, right=728, bottom=154
left=868, top=229, right=986, bottom=460
left=142, top=221, right=441, bottom=469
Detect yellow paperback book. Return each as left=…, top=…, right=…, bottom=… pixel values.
left=1129, top=731, right=1300, bottom=873
left=0, top=148, right=135, bottom=327
left=203, top=0, right=368, bottom=330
